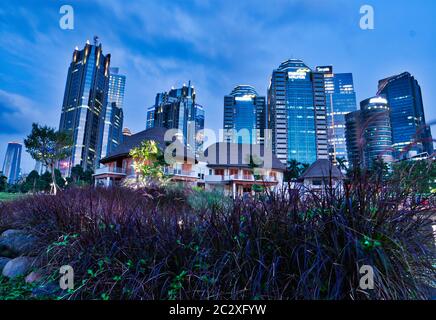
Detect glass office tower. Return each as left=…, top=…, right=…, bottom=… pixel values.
left=345, top=96, right=393, bottom=168
left=267, top=59, right=328, bottom=165
left=316, top=66, right=357, bottom=165
left=2, top=142, right=22, bottom=184
left=146, top=106, right=155, bottom=129
left=100, top=67, right=125, bottom=160
left=153, top=82, right=204, bottom=155
left=194, top=104, right=205, bottom=153
left=223, top=85, right=266, bottom=144
left=377, top=72, right=433, bottom=159
left=59, top=39, right=111, bottom=175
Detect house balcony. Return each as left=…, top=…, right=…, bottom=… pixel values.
left=205, top=174, right=278, bottom=184
left=93, top=167, right=127, bottom=177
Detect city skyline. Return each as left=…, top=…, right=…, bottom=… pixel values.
left=1, top=0, right=436, bottom=173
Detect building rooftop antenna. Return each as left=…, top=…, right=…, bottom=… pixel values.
left=94, top=35, right=99, bottom=46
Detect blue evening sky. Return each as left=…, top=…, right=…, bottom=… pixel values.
left=1, top=0, right=435, bottom=173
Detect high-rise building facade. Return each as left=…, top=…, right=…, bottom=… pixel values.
left=223, top=85, right=266, bottom=144
left=2, top=142, right=22, bottom=184
left=194, top=104, right=205, bottom=153
left=59, top=39, right=111, bottom=175
left=152, top=83, right=204, bottom=155
left=100, top=67, right=125, bottom=160
left=345, top=96, right=393, bottom=168
left=267, top=59, right=328, bottom=165
left=146, top=106, right=155, bottom=129
left=377, top=72, right=433, bottom=159
left=316, top=66, right=357, bottom=165
left=344, top=111, right=362, bottom=169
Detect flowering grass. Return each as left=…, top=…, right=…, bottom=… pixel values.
left=0, top=173, right=434, bottom=300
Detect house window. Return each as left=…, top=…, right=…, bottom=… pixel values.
left=215, top=169, right=224, bottom=176
left=229, top=169, right=238, bottom=175
left=312, top=180, right=323, bottom=186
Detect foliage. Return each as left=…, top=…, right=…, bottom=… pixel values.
left=129, top=140, right=167, bottom=186
left=285, top=160, right=309, bottom=181
left=390, top=159, right=436, bottom=195
left=67, top=165, right=93, bottom=187
left=0, top=276, right=36, bottom=300
left=0, top=175, right=7, bottom=192
left=24, top=123, right=72, bottom=195
left=0, top=173, right=434, bottom=300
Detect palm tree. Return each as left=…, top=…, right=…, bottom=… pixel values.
left=286, top=159, right=301, bottom=181
left=336, top=157, right=348, bottom=172
left=299, top=163, right=310, bottom=176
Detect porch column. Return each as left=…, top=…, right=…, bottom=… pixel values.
left=232, top=182, right=236, bottom=199
left=106, top=176, right=110, bottom=187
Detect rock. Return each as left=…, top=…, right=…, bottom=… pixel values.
left=0, top=229, right=38, bottom=257
left=2, top=256, right=33, bottom=278
left=0, top=257, right=11, bottom=272
left=25, top=271, right=42, bottom=284
left=1, top=229, right=25, bottom=237
left=31, top=283, right=62, bottom=299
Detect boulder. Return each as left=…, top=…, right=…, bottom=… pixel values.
left=0, top=229, right=38, bottom=257
left=2, top=256, right=33, bottom=278
left=25, top=271, right=42, bottom=284
left=1, top=229, right=25, bottom=237
left=31, top=283, right=62, bottom=299
left=0, top=257, right=11, bottom=272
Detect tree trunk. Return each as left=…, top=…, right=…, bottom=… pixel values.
left=51, top=164, right=58, bottom=195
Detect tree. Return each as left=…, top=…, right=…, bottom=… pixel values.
left=24, top=123, right=72, bottom=195
left=0, top=175, right=7, bottom=192
left=391, top=159, right=436, bottom=195
left=69, top=165, right=93, bottom=186
left=336, top=157, right=348, bottom=172
left=285, top=159, right=301, bottom=181
left=129, top=140, right=167, bottom=186
left=21, top=170, right=40, bottom=193
left=371, top=157, right=389, bottom=182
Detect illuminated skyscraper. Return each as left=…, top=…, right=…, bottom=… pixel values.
left=267, top=59, right=328, bottom=165
left=377, top=72, right=433, bottom=159
left=2, top=142, right=22, bottom=184
left=345, top=96, right=393, bottom=168
left=316, top=66, right=357, bottom=165
left=152, top=82, right=204, bottom=155
left=146, top=106, right=155, bottom=129
left=223, top=85, right=266, bottom=144
left=59, top=39, right=111, bottom=174
left=100, top=67, right=125, bottom=161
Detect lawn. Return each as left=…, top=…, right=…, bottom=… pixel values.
left=0, top=192, right=23, bottom=202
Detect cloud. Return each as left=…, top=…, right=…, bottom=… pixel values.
left=0, top=89, right=42, bottom=135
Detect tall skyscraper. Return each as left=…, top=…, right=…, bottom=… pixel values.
left=377, top=72, right=433, bottom=159
left=316, top=66, right=357, bottom=165
left=2, top=142, right=22, bottom=184
left=100, top=67, right=126, bottom=160
left=59, top=39, right=111, bottom=175
left=152, top=82, right=204, bottom=155
left=267, top=59, right=328, bottom=165
left=223, top=85, right=266, bottom=145
left=194, top=104, right=205, bottom=153
left=345, top=96, right=393, bottom=168
left=146, top=106, right=155, bottom=129
left=344, top=111, right=362, bottom=169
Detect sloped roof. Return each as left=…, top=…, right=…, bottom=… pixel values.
left=100, top=127, right=195, bottom=164
left=203, top=142, right=286, bottom=171
left=299, top=159, right=343, bottom=180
